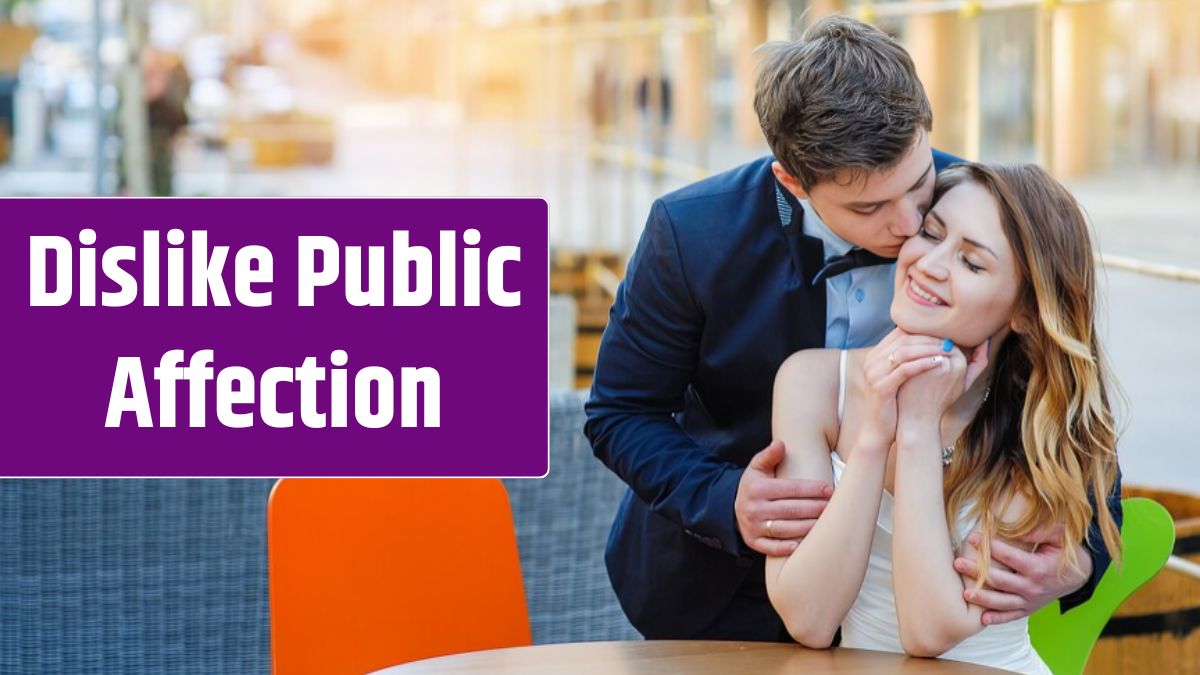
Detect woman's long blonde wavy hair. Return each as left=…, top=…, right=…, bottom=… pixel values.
left=937, top=163, right=1122, bottom=587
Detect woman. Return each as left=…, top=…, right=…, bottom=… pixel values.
left=765, top=163, right=1122, bottom=674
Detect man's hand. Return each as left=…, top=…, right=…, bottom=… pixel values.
left=735, top=440, right=833, bottom=557
left=954, top=526, right=1091, bottom=625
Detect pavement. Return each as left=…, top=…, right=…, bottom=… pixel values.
left=1100, top=268, right=1199, bottom=494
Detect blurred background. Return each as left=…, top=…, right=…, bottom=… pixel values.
left=0, top=0, right=1196, bottom=496
left=0, top=3, right=1198, bottom=672
left=0, top=0, right=1195, bottom=482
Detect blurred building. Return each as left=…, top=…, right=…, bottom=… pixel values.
left=268, top=0, right=1200, bottom=174
left=148, top=0, right=1185, bottom=255
left=1, top=0, right=1197, bottom=230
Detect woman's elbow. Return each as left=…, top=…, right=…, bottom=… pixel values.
left=899, top=626, right=961, bottom=658
left=767, top=578, right=838, bottom=648
left=789, top=627, right=837, bottom=650
left=780, top=616, right=837, bottom=649
left=901, top=636, right=950, bottom=659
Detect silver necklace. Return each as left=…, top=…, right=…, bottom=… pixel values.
left=942, top=385, right=991, bottom=466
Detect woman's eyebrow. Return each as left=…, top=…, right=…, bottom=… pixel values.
left=928, top=210, right=999, bottom=260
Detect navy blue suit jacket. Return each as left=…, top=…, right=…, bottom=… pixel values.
left=584, top=153, right=1120, bottom=640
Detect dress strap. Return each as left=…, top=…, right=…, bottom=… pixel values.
left=837, top=350, right=848, bottom=425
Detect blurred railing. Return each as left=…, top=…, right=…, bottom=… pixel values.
left=1168, top=555, right=1200, bottom=580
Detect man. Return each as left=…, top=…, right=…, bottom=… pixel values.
left=584, top=16, right=1121, bottom=642
left=144, top=49, right=190, bottom=197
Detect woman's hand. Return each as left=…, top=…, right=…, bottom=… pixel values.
left=859, top=329, right=956, bottom=451
left=896, top=340, right=990, bottom=433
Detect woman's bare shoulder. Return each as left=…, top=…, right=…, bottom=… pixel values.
left=773, top=349, right=842, bottom=448
left=775, top=348, right=841, bottom=393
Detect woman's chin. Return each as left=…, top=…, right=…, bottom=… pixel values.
left=891, top=310, right=960, bottom=342
left=890, top=306, right=934, bottom=336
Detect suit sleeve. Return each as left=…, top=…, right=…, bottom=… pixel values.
left=1058, top=464, right=1124, bottom=611
left=584, top=199, right=748, bottom=557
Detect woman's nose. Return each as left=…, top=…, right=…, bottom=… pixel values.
left=915, top=245, right=950, bottom=279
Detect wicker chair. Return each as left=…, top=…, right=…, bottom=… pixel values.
left=0, top=390, right=636, bottom=672
left=503, top=389, right=640, bottom=644
left=0, top=479, right=273, bottom=674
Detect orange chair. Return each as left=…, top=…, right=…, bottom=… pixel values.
left=267, top=478, right=532, bottom=675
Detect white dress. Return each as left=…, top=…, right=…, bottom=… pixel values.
left=831, top=352, right=1051, bottom=675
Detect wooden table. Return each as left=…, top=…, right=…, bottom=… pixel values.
left=373, top=640, right=1012, bottom=674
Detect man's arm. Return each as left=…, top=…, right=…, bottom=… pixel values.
left=955, top=465, right=1124, bottom=623
left=1059, top=467, right=1123, bottom=612
left=584, top=199, right=746, bottom=555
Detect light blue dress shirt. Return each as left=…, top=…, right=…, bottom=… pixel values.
left=798, top=200, right=897, bottom=349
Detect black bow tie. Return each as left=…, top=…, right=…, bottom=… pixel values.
left=811, top=248, right=895, bottom=285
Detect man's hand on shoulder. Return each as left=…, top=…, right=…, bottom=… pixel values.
left=735, top=440, right=833, bottom=557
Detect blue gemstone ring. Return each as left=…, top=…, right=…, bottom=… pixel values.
left=942, top=338, right=954, bottom=353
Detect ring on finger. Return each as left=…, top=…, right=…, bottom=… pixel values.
left=766, top=519, right=775, bottom=538
left=888, top=352, right=898, bottom=369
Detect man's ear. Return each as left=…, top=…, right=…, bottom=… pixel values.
left=771, top=161, right=810, bottom=201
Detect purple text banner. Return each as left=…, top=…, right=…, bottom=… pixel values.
left=1, top=199, right=548, bottom=477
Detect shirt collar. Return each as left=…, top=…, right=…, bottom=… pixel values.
left=795, top=194, right=853, bottom=259
left=775, top=178, right=855, bottom=260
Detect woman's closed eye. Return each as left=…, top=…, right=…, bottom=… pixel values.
left=960, top=254, right=984, bottom=273
left=918, top=225, right=985, bottom=273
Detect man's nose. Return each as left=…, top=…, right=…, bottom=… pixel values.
left=891, top=202, right=923, bottom=238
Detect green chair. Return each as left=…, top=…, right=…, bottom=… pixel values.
left=1029, top=497, right=1176, bottom=675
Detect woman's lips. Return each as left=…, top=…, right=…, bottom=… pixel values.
left=906, top=277, right=948, bottom=306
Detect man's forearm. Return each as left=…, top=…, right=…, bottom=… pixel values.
left=585, top=406, right=745, bottom=554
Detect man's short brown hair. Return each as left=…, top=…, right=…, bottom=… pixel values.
left=754, top=16, right=932, bottom=190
